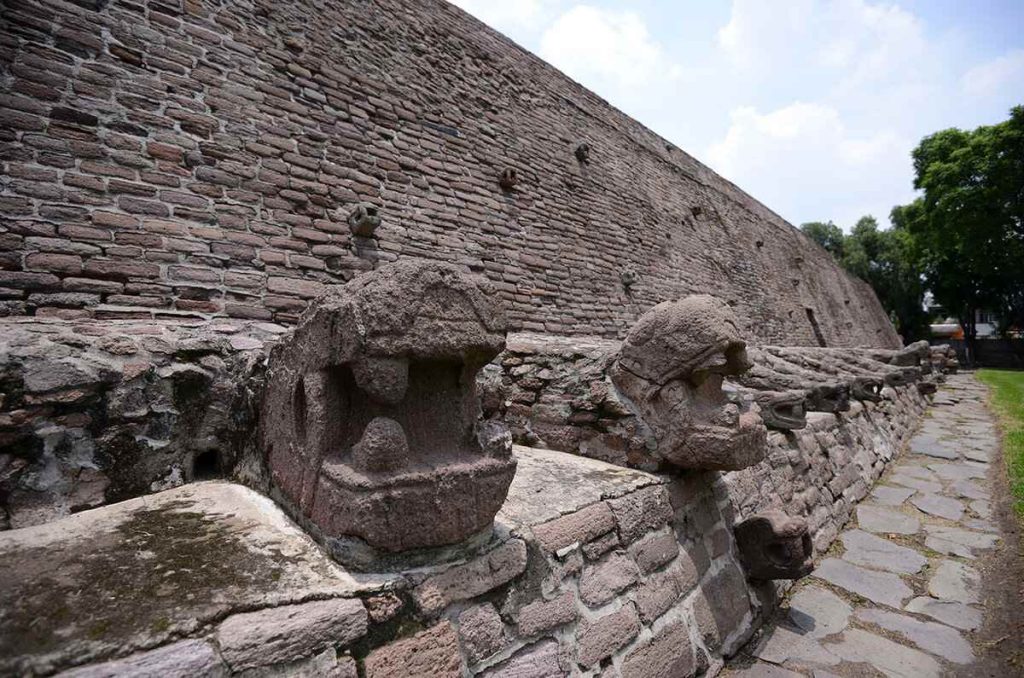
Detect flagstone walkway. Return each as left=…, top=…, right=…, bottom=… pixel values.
left=725, top=373, right=1009, bottom=678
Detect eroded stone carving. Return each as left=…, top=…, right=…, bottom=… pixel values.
left=260, top=261, right=516, bottom=561
left=347, top=203, right=381, bottom=237
left=610, top=295, right=767, bottom=470
left=749, top=390, right=807, bottom=431
left=734, top=511, right=814, bottom=580
left=574, top=142, right=591, bottom=164
left=499, top=168, right=518, bottom=191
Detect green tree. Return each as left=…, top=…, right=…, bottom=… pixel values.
left=800, top=220, right=845, bottom=258
left=898, top=105, right=1024, bottom=345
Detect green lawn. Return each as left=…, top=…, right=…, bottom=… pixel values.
left=978, top=369, right=1024, bottom=516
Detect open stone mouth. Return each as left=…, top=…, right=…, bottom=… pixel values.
left=851, top=377, right=884, bottom=401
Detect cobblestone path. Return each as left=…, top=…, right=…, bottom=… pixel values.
left=726, top=373, right=1007, bottom=677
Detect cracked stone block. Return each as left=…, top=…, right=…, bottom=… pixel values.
left=635, top=557, right=698, bottom=623
left=786, top=586, right=852, bottom=639
left=414, top=539, right=528, bottom=616
left=531, top=502, right=616, bottom=553
left=579, top=552, right=640, bottom=607
left=217, top=598, right=367, bottom=671
left=608, top=485, right=674, bottom=543
left=869, top=485, right=915, bottom=506
left=516, top=592, right=578, bottom=637
left=910, top=493, right=964, bottom=521
left=627, top=528, right=679, bottom=574
left=928, top=560, right=980, bottom=604
left=260, top=261, right=516, bottom=560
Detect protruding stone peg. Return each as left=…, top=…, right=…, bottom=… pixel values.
left=620, top=269, right=638, bottom=288
left=734, top=511, right=813, bottom=580
left=352, top=417, right=408, bottom=472
left=348, top=203, right=381, bottom=237
left=498, top=168, right=518, bottom=191
left=574, top=142, right=591, bottom=164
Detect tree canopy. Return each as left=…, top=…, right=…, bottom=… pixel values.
left=801, top=105, right=1023, bottom=343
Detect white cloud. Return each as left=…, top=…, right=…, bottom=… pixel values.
left=448, top=0, right=552, bottom=41
left=962, top=49, right=1024, bottom=97
left=707, top=102, right=911, bottom=228
left=538, top=5, right=680, bottom=99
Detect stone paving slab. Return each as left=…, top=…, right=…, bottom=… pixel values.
left=724, top=373, right=1005, bottom=677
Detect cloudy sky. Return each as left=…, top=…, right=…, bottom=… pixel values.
left=450, top=0, right=1024, bottom=230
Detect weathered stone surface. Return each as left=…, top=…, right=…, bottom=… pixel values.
left=60, top=640, right=226, bottom=678
left=729, top=662, right=806, bottom=677
left=576, top=603, right=641, bottom=667
left=703, top=562, right=753, bottom=646
left=0, top=483, right=383, bottom=677
left=825, top=628, right=941, bottom=678
left=217, top=598, right=367, bottom=671
left=910, top=493, right=965, bottom=521
left=260, top=261, right=516, bottom=557
left=910, top=437, right=959, bottom=459
left=414, top=540, right=528, bottom=616
left=516, top=593, right=578, bottom=637
left=856, top=607, right=974, bottom=664
left=628, top=529, right=680, bottom=574
left=887, top=474, right=943, bottom=494
left=754, top=625, right=840, bottom=666
left=458, top=604, right=506, bottom=665
left=856, top=505, right=920, bottom=535
left=927, top=560, right=980, bottom=604
left=608, top=485, right=674, bottom=543
left=610, top=296, right=768, bottom=470
left=531, top=503, right=616, bottom=554
left=579, top=552, right=640, bottom=607
left=786, top=586, right=852, bottom=639
left=620, top=621, right=695, bottom=678
left=734, top=511, right=814, bottom=580
left=839, top=530, right=926, bottom=575
left=364, top=622, right=463, bottom=678
left=924, top=524, right=1000, bottom=551
left=479, top=639, right=562, bottom=678
left=635, top=558, right=698, bottom=623
left=870, top=485, right=915, bottom=506
left=904, top=597, right=982, bottom=630
left=814, top=558, right=912, bottom=608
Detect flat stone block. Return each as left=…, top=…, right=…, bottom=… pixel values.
left=904, top=597, right=982, bottom=631
left=364, top=622, right=463, bottom=678
left=840, top=530, right=927, bottom=575
left=414, top=539, right=527, bottom=616
left=479, top=639, right=561, bottom=678
left=217, top=598, right=367, bottom=671
left=856, top=607, right=974, bottom=664
left=910, top=493, right=964, bottom=521
left=0, top=482, right=383, bottom=677
left=786, top=585, right=852, bottom=640
left=928, top=560, right=980, bottom=604
left=621, top=621, right=695, bottom=678
left=814, top=558, right=912, bottom=608
left=825, top=628, right=941, bottom=678
left=576, top=603, right=640, bottom=667
left=869, top=486, right=914, bottom=506
left=856, top=505, right=919, bottom=535
left=59, top=640, right=226, bottom=678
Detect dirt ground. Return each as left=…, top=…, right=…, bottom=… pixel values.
left=957, top=392, right=1024, bottom=677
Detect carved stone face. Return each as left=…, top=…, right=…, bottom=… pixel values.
left=734, top=511, right=814, bottom=580
left=851, top=376, right=884, bottom=401
left=611, top=296, right=767, bottom=470
left=260, top=262, right=516, bottom=563
left=805, top=383, right=850, bottom=413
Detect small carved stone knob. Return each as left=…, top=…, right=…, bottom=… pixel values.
left=620, top=269, right=638, bottom=288
left=575, top=142, right=591, bottom=164
left=348, top=204, right=381, bottom=237
left=498, top=168, right=518, bottom=191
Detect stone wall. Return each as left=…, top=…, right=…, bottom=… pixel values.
left=0, top=0, right=898, bottom=346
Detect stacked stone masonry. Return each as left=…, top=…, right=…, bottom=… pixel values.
left=1, top=0, right=897, bottom=346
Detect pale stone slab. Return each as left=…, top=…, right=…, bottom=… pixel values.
left=924, top=537, right=975, bottom=559
left=927, top=462, right=986, bottom=480
left=0, top=482, right=386, bottom=677
left=825, top=628, right=942, bottom=678
left=787, top=586, right=852, bottom=640
left=969, top=499, right=992, bottom=519
left=892, top=464, right=938, bottom=480
left=870, top=486, right=915, bottom=506
left=910, top=437, right=959, bottom=459
left=928, top=560, right=980, bottom=604
left=754, top=625, right=839, bottom=666
left=910, top=493, right=964, bottom=521
left=60, top=640, right=226, bottom=678
left=947, top=479, right=989, bottom=500
left=924, top=525, right=1000, bottom=551
left=814, top=558, right=912, bottom=608
left=729, top=662, right=806, bottom=677
left=840, top=530, right=927, bottom=575
left=855, top=608, right=974, bottom=665
left=904, top=597, right=982, bottom=630
left=887, top=474, right=943, bottom=494
left=856, top=506, right=920, bottom=535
